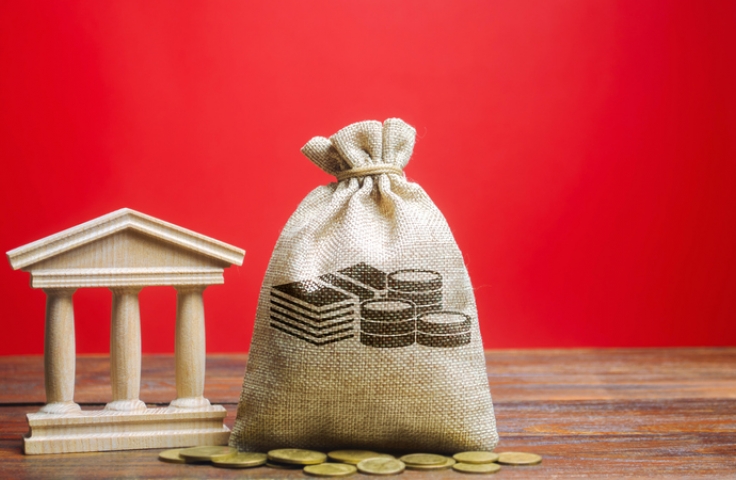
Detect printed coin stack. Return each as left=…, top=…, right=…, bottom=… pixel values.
left=387, top=270, right=443, bottom=315
left=417, top=311, right=472, bottom=348
left=359, top=299, right=417, bottom=348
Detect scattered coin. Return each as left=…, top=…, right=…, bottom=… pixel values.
left=497, top=451, right=542, bottom=465
left=453, top=451, right=500, bottom=464
left=178, top=446, right=237, bottom=462
left=268, top=448, right=328, bottom=465
left=158, top=448, right=188, bottom=464
left=357, top=457, right=406, bottom=475
left=453, top=462, right=502, bottom=474
left=328, top=450, right=395, bottom=465
left=399, top=453, right=447, bottom=466
left=212, top=452, right=268, bottom=468
left=159, top=445, right=543, bottom=475
left=405, top=457, right=456, bottom=470
left=304, top=462, right=358, bottom=477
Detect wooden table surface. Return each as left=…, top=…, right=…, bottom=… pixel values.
left=1, top=348, right=734, bottom=479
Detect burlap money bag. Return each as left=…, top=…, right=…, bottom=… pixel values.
left=230, top=118, right=498, bottom=453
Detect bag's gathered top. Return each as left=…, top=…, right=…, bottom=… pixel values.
left=301, top=118, right=415, bottom=181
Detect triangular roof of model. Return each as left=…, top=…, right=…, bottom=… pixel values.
left=7, top=208, right=245, bottom=270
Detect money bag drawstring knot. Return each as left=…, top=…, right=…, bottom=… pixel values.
left=334, top=163, right=404, bottom=182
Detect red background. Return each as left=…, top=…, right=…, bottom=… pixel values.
left=1, top=1, right=735, bottom=355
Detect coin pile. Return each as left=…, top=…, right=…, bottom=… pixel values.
left=400, top=453, right=456, bottom=470
left=158, top=446, right=269, bottom=468
left=158, top=446, right=542, bottom=476
left=452, top=450, right=542, bottom=474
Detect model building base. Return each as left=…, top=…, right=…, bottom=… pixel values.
left=23, top=405, right=229, bottom=455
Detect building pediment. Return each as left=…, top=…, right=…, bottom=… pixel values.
left=7, top=208, right=245, bottom=288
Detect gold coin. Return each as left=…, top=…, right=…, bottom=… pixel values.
left=399, top=453, right=447, bottom=466
left=158, top=448, right=187, bottom=464
left=178, top=446, right=237, bottom=462
left=328, top=450, right=394, bottom=465
left=497, top=451, right=542, bottom=465
left=406, top=457, right=456, bottom=470
left=304, top=462, right=358, bottom=477
left=453, top=451, right=500, bottom=464
left=212, top=452, right=267, bottom=468
left=357, top=457, right=406, bottom=475
left=453, top=462, right=502, bottom=474
left=268, top=448, right=328, bottom=465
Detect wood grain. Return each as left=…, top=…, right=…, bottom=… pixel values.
left=3, top=348, right=734, bottom=404
left=1, top=349, right=735, bottom=477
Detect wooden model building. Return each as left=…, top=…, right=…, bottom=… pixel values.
left=6, top=208, right=245, bottom=454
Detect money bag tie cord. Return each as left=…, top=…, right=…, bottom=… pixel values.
left=335, top=164, right=404, bottom=182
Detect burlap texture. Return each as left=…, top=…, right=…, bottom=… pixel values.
left=230, top=118, right=498, bottom=453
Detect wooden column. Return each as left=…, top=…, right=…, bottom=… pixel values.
left=105, top=288, right=146, bottom=411
left=170, top=286, right=210, bottom=409
left=40, top=289, right=81, bottom=414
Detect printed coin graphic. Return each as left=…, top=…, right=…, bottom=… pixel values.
left=497, top=452, right=542, bottom=465
left=387, top=288, right=442, bottom=306
left=327, top=450, right=394, bottom=465
left=416, top=331, right=471, bottom=348
left=212, top=452, right=268, bottom=468
left=387, top=270, right=442, bottom=291
left=418, top=311, right=472, bottom=335
left=357, top=457, right=406, bottom=475
left=360, top=317, right=416, bottom=335
left=360, top=331, right=415, bottom=348
left=405, top=457, right=456, bottom=470
left=268, top=448, right=328, bottom=465
left=304, top=463, right=358, bottom=477
left=178, top=446, right=237, bottom=462
left=158, top=448, right=188, bottom=464
left=399, top=453, right=447, bottom=466
left=453, top=451, right=500, bottom=464
left=453, top=462, right=502, bottom=474
left=360, top=299, right=415, bottom=321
